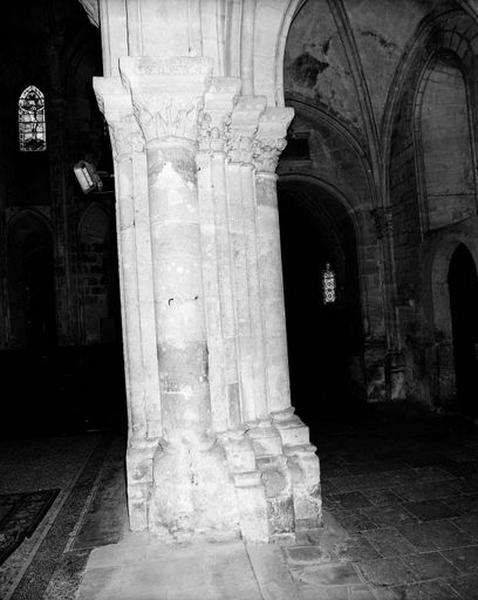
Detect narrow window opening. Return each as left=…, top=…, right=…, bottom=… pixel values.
left=18, top=85, right=46, bottom=152
left=322, top=262, right=336, bottom=304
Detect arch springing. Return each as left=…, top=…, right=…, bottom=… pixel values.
left=18, top=86, right=46, bottom=152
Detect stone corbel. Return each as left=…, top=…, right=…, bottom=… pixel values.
left=253, top=107, right=294, bottom=174
left=118, top=56, right=214, bottom=145
left=226, top=96, right=267, bottom=165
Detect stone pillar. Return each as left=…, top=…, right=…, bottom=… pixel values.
left=225, top=100, right=293, bottom=539
left=119, top=56, right=239, bottom=541
left=85, top=0, right=322, bottom=545
left=197, top=80, right=270, bottom=542
left=94, top=77, right=161, bottom=531
left=253, top=109, right=321, bottom=530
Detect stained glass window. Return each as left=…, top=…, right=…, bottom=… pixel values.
left=18, top=86, right=46, bottom=152
left=322, top=262, right=336, bottom=304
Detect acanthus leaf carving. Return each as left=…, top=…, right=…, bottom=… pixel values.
left=119, top=56, right=213, bottom=146
left=225, top=124, right=257, bottom=165
left=130, top=94, right=202, bottom=144
left=253, top=107, right=294, bottom=173
left=108, top=118, right=144, bottom=161
left=252, top=136, right=287, bottom=173
left=93, top=77, right=144, bottom=160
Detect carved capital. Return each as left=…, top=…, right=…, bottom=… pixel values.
left=226, top=96, right=267, bottom=165
left=198, top=77, right=241, bottom=155
left=371, top=207, right=393, bottom=239
left=108, top=120, right=144, bottom=161
left=252, top=137, right=287, bottom=174
left=253, top=107, right=294, bottom=173
left=93, top=76, right=144, bottom=160
left=119, top=56, right=213, bottom=145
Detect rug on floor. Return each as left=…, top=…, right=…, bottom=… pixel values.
left=0, top=489, right=60, bottom=565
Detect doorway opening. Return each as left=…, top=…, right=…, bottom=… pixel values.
left=448, top=243, right=478, bottom=416
left=277, top=180, right=364, bottom=424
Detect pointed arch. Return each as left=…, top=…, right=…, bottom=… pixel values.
left=413, top=50, right=476, bottom=233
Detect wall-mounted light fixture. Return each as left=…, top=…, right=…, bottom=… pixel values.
left=73, top=160, right=103, bottom=194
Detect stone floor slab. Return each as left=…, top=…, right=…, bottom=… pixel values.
left=333, top=510, right=378, bottom=533
left=441, top=545, right=478, bottom=574
left=403, top=499, right=460, bottom=521
left=361, top=489, right=404, bottom=506
left=294, top=562, right=362, bottom=586
left=391, top=481, right=459, bottom=502
left=355, top=557, right=415, bottom=586
left=453, top=514, right=478, bottom=540
left=401, top=551, right=460, bottom=580
left=336, top=535, right=381, bottom=562
left=77, top=540, right=265, bottom=600
left=391, top=579, right=460, bottom=599
left=359, top=504, right=416, bottom=528
left=329, top=492, right=373, bottom=510
left=364, top=527, right=418, bottom=557
left=246, top=543, right=302, bottom=600
left=447, top=573, right=478, bottom=598
left=397, top=520, right=471, bottom=550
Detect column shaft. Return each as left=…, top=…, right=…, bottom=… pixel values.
left=255, top=171, right=292, bottom=415
left=147, top=140, right=210, bottom=442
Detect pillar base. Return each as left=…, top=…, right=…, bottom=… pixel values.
left=149, top=439, right=240, bottom=542
left=126, top=439, right=158, bottom=532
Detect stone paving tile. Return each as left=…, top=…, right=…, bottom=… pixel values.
left=361, top=489, right=404, bottom=506
left=293, top=562, right=362, bottom=586
left=445, top=492, right=478, bottom=515
left=328, top=477, right=364, bottom=493
left=355, top=557, right=416, bottom=586
left=452, top=514, right=478, bottom=539
left=391, top=480, right=459, bottom=501
left=296, top=581, right=349, bottom=600
left=379, top=470, right=417, bottom=487
left=455, top=477, right=478, bottom=493
left=447, top=573, right=478, bottom=599
left=446, top=449, right=477, bottom=463
left=390, top=579, right=461, bottom=599
left=350, top=473, right=392, bottom=490
left=359, top=504, right=417, bottom=528
left=442, top=545, right=478, bottom=573
left=286, top=545, right=335, bottom=565
left=402, top=453, right=450, bottom=468
left=322, top=481, right=341, bottom=496
left=332, top=510, right=378, bottom=533
left=324, top=467, right=354, bottom=479
left=346, top=461, right=405, bottom=475
left=336, top=534, right=381, bottom=562
left=364, top=527, right=418, bottom=557
left=410, top=466, right=456, bottom=481
left=397, top=519, right=473, bottom=550
left=441, top=460, right=478, bottom=477
left=349, top=584, right=376, bottom=599
left=330, top=492, right=373, bottom=510
left=401, top=551, right=460, bottom=580
left=403, top=499, right=461, bottom=521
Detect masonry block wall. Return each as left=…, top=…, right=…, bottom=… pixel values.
left=0, top=0, right=123, bottom=434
